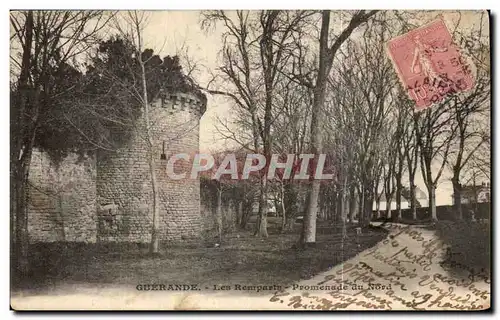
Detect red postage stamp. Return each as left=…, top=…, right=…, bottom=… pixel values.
left=387, top=18, right=475, bottom=111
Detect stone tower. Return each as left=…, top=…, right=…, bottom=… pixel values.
left=96, top=91, right=207, bottom=244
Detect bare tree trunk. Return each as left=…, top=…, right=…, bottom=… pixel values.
left=239, top=183, right=251, bottom=230
left=13, top=132, right=38, bottom=276
left=358, top=186, right=365, bottom=226
left=395, top=122, right=405, bottom=221
left=284, top=183, right=298, bottom=231
left=341, top=195, right=347, bottom=240
left=428, top=185, right=437, bottom=221
left=280, top=181, right=286, bottom=233
left=330, top=190, right=337, bottom=221
left=452, top=178, right=463, bottom=220
left=386, top=196, right=393, bottom=220
left=375, top=199, right=381, bottom=219
left=216, top=185, right=223, bottom=244
left=395, top=176, right=402, bottom=221
left=339, top=189, right=345, bottom=223
left=255, top=178, right=269, bottom=238
left=12, top=10, right=34, bottom=277
left=348, top=185, right=356, bottom=223
left=14, top=162, right=31, bottom=276
left=10, top=168, right=16, bottom=273
left=410, top=183, right=417, bottom=220
left=331, top=193, right=337, bottom=222
left=303, top=180, right=320, bottom=244
left=137, top=47, right=161, bottom=255
left=302, top=10, right=377, bottom=246
left=237, top=201, right=243, bottom=226
left=383, top=164, right=396, bottom=221
left=228, top=201, right=237, bottom=233
left=127, top=15, right=162, bottom=254
left=14, top=96, right=40, bottom=277
left=340, top=175, right=348, bottom=235
left=373, top=170, right=382, bottom=220
left=337, top=189, right=344, bottom=222
left=363, top=185, right=374, bottom=227
left=302, top=11, right=331, bottom=246
left=146, top=128, right=160, bottom=253
left=407, top=150, right=418, bottom=221
left=240, top=200, right=252, bottom=230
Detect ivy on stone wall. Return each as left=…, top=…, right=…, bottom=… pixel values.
left=16, top=36, right=206, bottom=165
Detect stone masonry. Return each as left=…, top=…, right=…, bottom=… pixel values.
left=27, top=91, right=207, bottom=244
left=27, top=151, right=97, bottom=243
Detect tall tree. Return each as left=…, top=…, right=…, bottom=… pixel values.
left=329, top=16, right=395, bottom=229
left=393, top=91, right=413, bottom=221
left=119, top=11, right=161, bottom=254
left=401, top=100, right=420, bottom=220
left=201, top=10, right=313, bottom=237
left=299, top=10, right=377, bottom=245
left=447, top=15, right=490, bottom=219
left=10, top=10, right=111, bottom=276
left=271, top=80, right=312, bottom=231
left=416, top=104, right=456, bottom=221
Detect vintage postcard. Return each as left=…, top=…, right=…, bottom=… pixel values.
left=10, top=9, right=491, bottom=311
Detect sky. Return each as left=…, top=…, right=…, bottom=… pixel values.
left=132, top=10, right=490, bottom=206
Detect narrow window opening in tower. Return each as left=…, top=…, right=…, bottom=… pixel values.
left=160, top=141, right=167, bottom=160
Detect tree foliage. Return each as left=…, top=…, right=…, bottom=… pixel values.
left=21, top=36, right=206, bottom=163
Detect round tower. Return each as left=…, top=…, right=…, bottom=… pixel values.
left=96, top=91, right=207, bottom=244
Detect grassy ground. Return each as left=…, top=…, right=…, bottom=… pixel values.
left=431, top=220, right=491, bottom=276
left=12, top=222, right=387, bottom=295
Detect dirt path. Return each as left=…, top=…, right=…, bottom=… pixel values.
left=11, top=223, right=490, bottom=310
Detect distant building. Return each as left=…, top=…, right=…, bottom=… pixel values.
left=453, top=182, right=491, bottom=205
left=415, top=186, right=428, bottom=207
left=373, top=193, right=409, bottom=211
left=397, top=185, right=428, bottom=208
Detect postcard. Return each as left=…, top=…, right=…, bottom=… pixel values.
left=10, top=9, right=491, bottom=311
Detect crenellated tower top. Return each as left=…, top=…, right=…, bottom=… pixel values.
left=151, top=90, right=207, bottom=118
